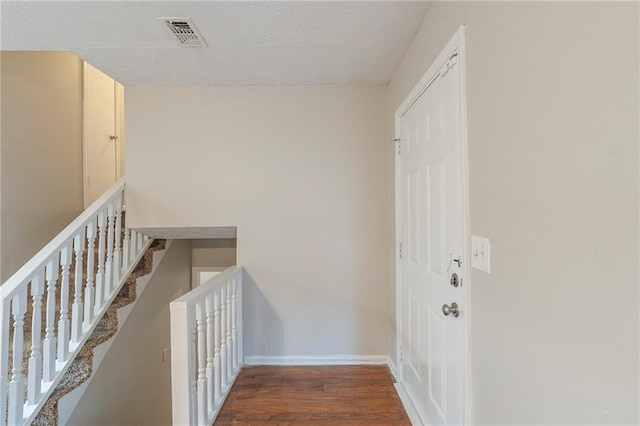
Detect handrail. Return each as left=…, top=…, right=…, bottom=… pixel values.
left=170, top=266, right=243, bottom=426
left=0, top=179, right=125, bottom=298
left=0, top=179, right=152, bottom=425
left=171, top=266, right=239, bottom=307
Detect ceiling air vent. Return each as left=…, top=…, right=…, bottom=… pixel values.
left=160, top=18, right=208, bottom=47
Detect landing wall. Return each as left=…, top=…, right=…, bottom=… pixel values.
left=0, top=51, right=84, bottom=281
left=125, top=86, right=390, bottom=359
left=67, top=239, right=191, bottom=425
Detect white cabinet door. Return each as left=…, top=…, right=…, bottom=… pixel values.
left=84, top=62, right=122, bottom=206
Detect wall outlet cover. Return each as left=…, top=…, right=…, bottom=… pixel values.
left=471, top=236, right=491, bottom=273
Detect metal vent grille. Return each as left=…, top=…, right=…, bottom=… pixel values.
left=161, top=18, right=207, bottom=47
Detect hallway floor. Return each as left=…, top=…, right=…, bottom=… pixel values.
left=215, top=365, right=411, bottom=425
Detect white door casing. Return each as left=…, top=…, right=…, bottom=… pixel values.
left=83, top=62, right=124, bottom=207
left=115, top=81, right=125, bottom=180
left=395, top=26, right=469, bottom=426
left=191, top=267, right=228, bottom=288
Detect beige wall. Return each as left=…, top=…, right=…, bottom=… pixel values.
left=67, top=240, right=191, bottom=426
left=125, top=86, right=389, bottom=357
left=0, top=51, right=84, bottom=281
left=192, top=238, right=237, bottom=268
left=388, top=2, right=639, bottom=424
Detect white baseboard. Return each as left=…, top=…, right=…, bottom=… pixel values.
left=394, top=383, right=424, bottom=426
left=388, top=359, right=398, bottom=381
left=243, top=355, right=391, bottom=366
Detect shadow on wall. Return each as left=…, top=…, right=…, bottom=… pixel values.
left=243, top=270, right=284, bottom=358
left=191, top=238, right=237, bottom=268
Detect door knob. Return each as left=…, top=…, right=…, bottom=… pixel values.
left=442, top=302, right=460, bottom=318
left=109, top=135, right=118, bottom=141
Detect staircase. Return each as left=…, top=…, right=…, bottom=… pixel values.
left=2, top=181, right=246, bottom=425
left=0, top=181, right=158, bottom=425
left=33, top=239, right=167, bottom=425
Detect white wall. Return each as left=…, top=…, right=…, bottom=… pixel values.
left=0, top=51, right=84, bottom=281
left=388, top=2, right=639, bottom=424
left=126, top=87, right=389, bottom=357
left=67, top=240, right=191, bottom=426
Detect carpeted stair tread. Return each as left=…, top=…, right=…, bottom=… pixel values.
left=9, top=238, right=168, bottom=425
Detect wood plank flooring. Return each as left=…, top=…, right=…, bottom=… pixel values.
left=215, top=365, right=411, bottom=425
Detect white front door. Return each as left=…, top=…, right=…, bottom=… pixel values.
left=397, top=30, right=467, bottom=426
left=84, top=62, right=123, bottom=206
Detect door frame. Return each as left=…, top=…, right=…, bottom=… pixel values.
left=191, top=266, right=229, bottom=289
left=115, top=81, right=125, bottom=181
left=81, top=61, right=88, bottom=208
left=394, top=25, right=470, bottom=424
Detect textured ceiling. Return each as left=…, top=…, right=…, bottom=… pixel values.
left=1, top=1, right=430, bottom=85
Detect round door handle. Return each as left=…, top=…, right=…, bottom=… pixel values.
left=109, top=135, right=118, bottom=141
left=442, top=302, right=460, bottom=318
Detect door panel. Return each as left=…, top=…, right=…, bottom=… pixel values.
left=84, top=63, right=117, bottom=206
left=400, top=98, right=429, bottom=418
left=428, top=306, right=447, bottom=420
left=427, top=159, right=445, bottom=279
left=408, top=169, right=420, bottom=264
left=399, top=55, right=465, bottom=426
left=408, top=290, right=421, bottom=377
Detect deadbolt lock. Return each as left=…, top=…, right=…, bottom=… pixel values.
left=450, top=273, right=460, bottom=288
left=442, top=302, right=460, bottom=318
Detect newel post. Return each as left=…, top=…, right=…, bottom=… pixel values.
left=0, top=295, right=9, bottom=426
left=170, top=300, right=195, bottom=426
left=237, top=268, right=244, bottom=366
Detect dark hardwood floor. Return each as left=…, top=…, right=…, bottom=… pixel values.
left=215, top=365, right=410, bottom=425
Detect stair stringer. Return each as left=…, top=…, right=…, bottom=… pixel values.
left=53, top=240, right=173, bottom=425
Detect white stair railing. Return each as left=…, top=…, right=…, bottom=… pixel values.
left=0, top=180, right=152, bottom=425
left=170, top=266, right=243, bottom=426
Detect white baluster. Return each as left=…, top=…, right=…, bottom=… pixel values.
left=58, top=242, right=72, bottom=362
left=189, top=310, right=197, bottom=424
left=27, top=272, right=44, bottom=405
left=8, top=288, right=27, bottom=425
left=122, top=229, right=130, bottom=272
left=196, top=301, right=207, bottom=425
left=231, top=276, right=238, bottom=372
left=104, top=201, right=115, bottom=297
left=84, top=219, right=96, bottom=330
left=226, top=280, right=233, bottom=380
left=113, top=194, right=123, bottom=284
left=205, top=292, right=214, bottom=415
left=94, top=210, right=106, bottom=314
left=213, top=287, right=221, bottom=405
left=43, top=257, right=58, bottom=382
left=71, top=231, right=85, bottom=344
left=220, top=285, right=227, bottom=391
left=137, top=231, right=143, bottom=252
left=130, top=231, right=138, bottom=261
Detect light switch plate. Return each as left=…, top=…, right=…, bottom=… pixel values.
left=471, top=236, right=491, bottom=273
